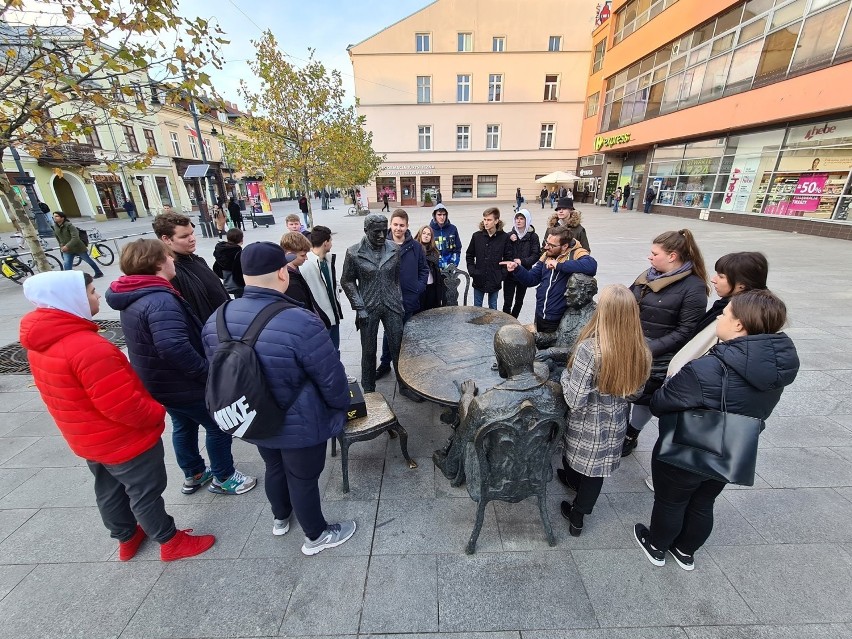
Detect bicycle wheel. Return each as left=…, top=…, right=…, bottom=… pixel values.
left=35, top=253, right=63, bottom=272
left=92, top=243, right=115, bottom=266
left=1, top=256, right=33, bottom=284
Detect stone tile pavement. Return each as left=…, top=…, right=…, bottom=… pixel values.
left=1, top=198, right=851, bottom=637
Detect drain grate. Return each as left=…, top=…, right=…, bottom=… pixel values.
left=0, top=320, right=126, bottom=375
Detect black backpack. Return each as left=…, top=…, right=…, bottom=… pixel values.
left=77, top=228, right=89, bottom=246
left=206, top=300, right=296, bottom=439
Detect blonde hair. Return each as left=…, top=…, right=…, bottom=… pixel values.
left=569, top=284, right=651, bottom=397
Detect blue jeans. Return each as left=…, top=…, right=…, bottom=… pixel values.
left=612, top=199, right=620, bottom=213
left=63, top=250, right=103, bottom=275
left=473, top=288, right=498, bottom=310
left=329, top=324, right=340, bottom=350
left=166, top=400, right=235, bottom=482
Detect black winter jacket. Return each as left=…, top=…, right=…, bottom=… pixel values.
left=504, top=227, right=541, bottom=279
left=692, top=297, right=729, bottom=336
left=172, top=252, right=230, bottom=323
left=105, top=283, right=208, bottom=407
left=466, top=228, right=511, bottom=293
left=651, top=333, right=799, bottom=421
left=389, top=230, right=429, bottom=314
left=212, top=241, right=245, bottom=292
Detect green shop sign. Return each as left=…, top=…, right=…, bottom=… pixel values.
left=594, top=133, right=632, bottom=151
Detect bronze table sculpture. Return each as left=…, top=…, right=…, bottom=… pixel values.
left=535, top=273, right=598, bottom=377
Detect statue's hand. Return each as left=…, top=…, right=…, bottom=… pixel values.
left=355, top=309, right=369, bottom=331
left=460, top=380, right=477, bottom=396
left=534, top=348, right=552, bottom=362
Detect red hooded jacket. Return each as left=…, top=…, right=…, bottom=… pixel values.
left=19, top=308, right=166, bottom=464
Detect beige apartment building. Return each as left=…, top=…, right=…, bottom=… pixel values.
left=348, top=0, right=601, bottom=207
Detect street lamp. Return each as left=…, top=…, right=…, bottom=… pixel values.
left=9, top=146, right=52, bottom=236
left=210, top=126, right=238, bottom=199
left=181, top=63, right=218, bottom=219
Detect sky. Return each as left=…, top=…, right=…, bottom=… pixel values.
left=177, top=0, right=434, bottom=109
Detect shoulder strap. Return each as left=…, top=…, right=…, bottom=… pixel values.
left=216, top=301, right=232, bottom=343
left=241, top=301, right=294, bottom=347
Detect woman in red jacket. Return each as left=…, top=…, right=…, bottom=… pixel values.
left=20, top=270, right=215, bottom=562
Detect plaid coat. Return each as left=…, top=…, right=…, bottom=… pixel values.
left=560, top=339, right=631, bottom=477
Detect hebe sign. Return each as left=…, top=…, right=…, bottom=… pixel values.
left=804, top=123, right=837, bottom=141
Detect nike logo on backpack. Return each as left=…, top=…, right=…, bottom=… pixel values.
left=214, top=396, right=256, bottom=431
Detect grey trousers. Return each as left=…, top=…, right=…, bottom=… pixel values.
left=86, top=439, right=176, bottom=544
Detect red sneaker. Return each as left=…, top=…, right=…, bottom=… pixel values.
left=118, top=525, right=147, bottom=561
left=160, top=529, right=216, bottom=562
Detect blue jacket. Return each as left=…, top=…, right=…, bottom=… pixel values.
left=513, top=243, right=597, bottom=321
left=389, top=230, right=429, bottom=314
left=201, top=286, right=350, bottom=449
left=430, top=217, right=462, bottom=269
left=105, top=282, right=208, bottom=407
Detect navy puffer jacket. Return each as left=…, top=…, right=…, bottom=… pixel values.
left=651, top=333, right=799, bottom=421
left=202, top=287, right=350, bottom=449
left=105, top=283, right=208, bottom=407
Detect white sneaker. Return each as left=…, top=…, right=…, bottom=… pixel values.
left=273, top=517, right=290, bottom=536
left=301, top=520, right=356, bottom=556
left=645, top=476, right=654, bottom=492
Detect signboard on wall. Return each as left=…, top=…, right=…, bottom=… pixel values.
left=720, top=157, right=760, bottom=212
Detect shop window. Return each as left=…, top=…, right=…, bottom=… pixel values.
left=660, top=73, right=683, bottom=113
left=452, top=175, right=473, bottom=198
left=486, top=124, right=500, bottom=150
left=376, top=178, right=397, bottom=202
left=771, top=0, right=805, bottom=29
left=678, top=63, right=705, bottom=109
left=586, top=92, right=600, bottom=118
left=417, top=76, right=431, bottom=104
left=592, top=39, right=606, bottom=73
left=155, top=176, right=173, bottom=206
left=169, top=132, right=180, bottom=156
left=543, top=75, right=559, bottom=101
left=416, top=33, right=431, bottom=52
left=753, top=22, right=801, bottom=88
left=143, top=128, right=157, bottom=154
left=743, top=0, right=773, bottom=22
left=715, top=5, right=744, bottom=36
left=540, top=123, right=555, bottom=149
left=789, top=3, right=847, bottom=74
left=609, top=98, right=624, bottom=126
left=457, top=75, right=471, bottom=102
left=456, top=125, right=470, bottom=150
left=738, top=17, right=768, bottom=45
left=723, top=39, right=763, bottom=96
left=700, top=52, right=732, bottom=103
left=711, top=33, right=735, bottom=57
left=548, top=35, right=561, bottom=51
left=458, top=33, right=472, bottom=52
left=188, top=135, right=198, bottom=159
left=122, top=125, right=139, bottom=153
left=488, top=74, right=503, bottom=102
left=477, top=175, right=498, bottom=198
left=418, top=125, right=432, bottom=151
left=493, top=36, right=505, bottom=52
left=645, top=81, right=665, bottom=119
left=693, top=21, right=713, bottom=47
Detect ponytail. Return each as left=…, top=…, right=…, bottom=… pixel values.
left=653, top=229, right=709, bottom=294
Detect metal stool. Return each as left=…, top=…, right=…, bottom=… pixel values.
left=331, top=391, right=417, bottom=493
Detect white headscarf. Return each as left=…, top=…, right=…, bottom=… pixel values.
left=514, top=209, right=532, bottom=240
left=23, top=271, right=92, bottom=320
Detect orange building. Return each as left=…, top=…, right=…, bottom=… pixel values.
left=578, top=0, right=852, bottom=239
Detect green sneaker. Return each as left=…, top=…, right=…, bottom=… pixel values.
left=208, top=469, right=257, bottom=495
left=181, top=468, right=213, bottom=494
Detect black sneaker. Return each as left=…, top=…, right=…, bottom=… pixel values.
left=669, top=546, right=695, bottom=571
left=556, top=468, right=579, bottom=492
left=375, top=363, right=392, bottom=380
left=621, top=435, right=638, bottom=457
left=633, top=523, right=665, bottom=566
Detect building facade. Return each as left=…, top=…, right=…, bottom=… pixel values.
left=349, top=0, right=600, bottom=207
left=578, top=0, right=852, bottom=238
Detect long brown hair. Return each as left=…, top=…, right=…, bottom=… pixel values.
left=415, top=225, right=438, bottom=258
left=569, top=284, right=651, bottom=397
left=653, top=229, right=709, bottom=294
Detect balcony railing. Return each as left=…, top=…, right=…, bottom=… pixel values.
left=37, top=143, right=99, bottom=167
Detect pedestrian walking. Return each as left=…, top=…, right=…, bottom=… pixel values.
left=52, top=211, right=104, bottom=278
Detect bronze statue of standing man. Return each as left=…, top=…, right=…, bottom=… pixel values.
left=341, top=214, right=405, bottom=393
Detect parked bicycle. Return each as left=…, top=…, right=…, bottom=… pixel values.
left=0, top=238, right=63, bottom=284
left=72, top=228, right=115, bottom=267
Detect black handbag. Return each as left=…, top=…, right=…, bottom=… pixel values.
left=656, top=364, right=764, bottom=486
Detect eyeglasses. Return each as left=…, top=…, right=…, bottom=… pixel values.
left=544, top=241, right=561, bottom=249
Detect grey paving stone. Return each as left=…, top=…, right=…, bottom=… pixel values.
left=525, top=629, right=688, bottom=639
left=606, top=491, right=765, bottom=547
left=494, top=495, right=632, bottom=551
left=436, top=551, right=597, bottom=631
left=0, top=412, right=41, bottom=437
left=241, top=500, right=376, bottom=559
left=599, top=455, right=651, bottom=494
left=280, top=555, right=368, bottom=636
left=756, top=447, right=852, bottom=488
left=572, top=548, right=756, bottom=627
left=385, top=421, right=449, bottom=460
left=0, top=509, right=35, bottom=544
left=434, top=464, right=474, bottom=499
left=0, top=436, right=84, bottom=468
left=373, top=497, right=501, bottom=555
left=6, top=412, right=60, bottom=437
left=0, top=561, right=163, bottom=639
left=0, top=467, right=95, bottom=509
left=324, top=456, right=384, bottom=501
left=9, top=395, right=47, bottom=413
left=161, top=463, right=216, bottom=506
left=122, top=558, right=292, bottom=638
left=0, top=375, right=36, bottom=392
left=683, top=623, right=851, bottom=639
left=230, top=436, right=265, bottom=463
left=785, top=370, right=849, bottom=392
left=830, top=447, right=852, bottom=463
left=771, top=391, right=848, bottom=417
left=725, top=488, right=852, bottom=543
left=0, top=468, right=38, bottom=500
left=360, top=554, right=438, bottom=634
left=379, top=456, right=435, bottom=499
left=0, top=391, right=41, bottom=412
left=762, top=416, right=852, bottom=448
left=834, top=487, right=852, bottom=503
left=364, top=634, right=518, bottom=639
left=0, top=437, right=38, bottom=466
left=0, top=564, right=34, bottom=601
left=336, top=429, right=389, bottom=459
left=708, top=544, right=852, bottom=623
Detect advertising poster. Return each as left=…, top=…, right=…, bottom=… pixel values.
left=246, top=181, right=271, bottom=213
left=721, top=157, right=760, bottom=212
left=789, top=173, right=828, bottom=212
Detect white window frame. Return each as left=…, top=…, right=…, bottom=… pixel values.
left=540, top=123, right=555, bottom=149
left=458, top=32, right=473, bottom=52
left=493, top=36, right=506, bottom=52
left=486, top=124, right=501, bottom=150
left=488, top=74, right=503, bottom=102
left=544, top=74, right=559, bottom=101
left=169, top=131, right=180, bottom=156
left=202, top=138, right=212, bottom=160
left=418, top=125, right=432, bottom=151
left=415, top=32, right=431, bottom=52
left=457, top=74, right=471, bottom=102
left=548, top=35, right=562, bottom=51
left=456, top=125, right=471, bottom=151
left=188, top=135, right=198, bottom=159
left=417, top=75, right=432, bottom=104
